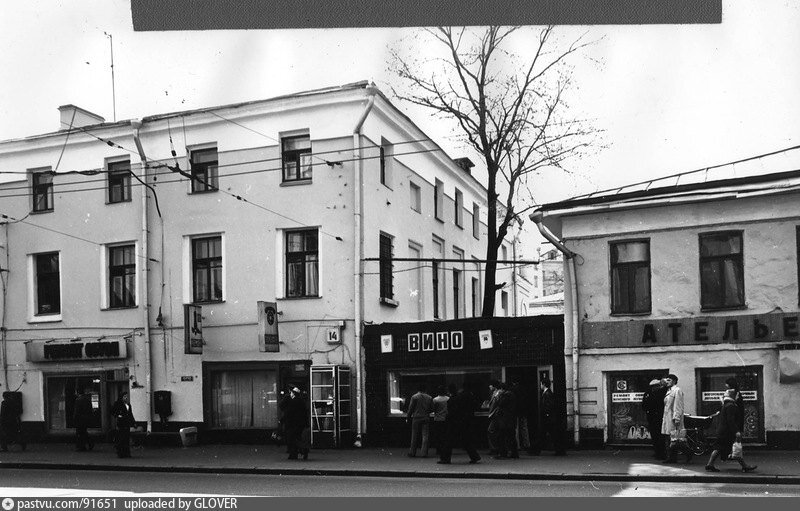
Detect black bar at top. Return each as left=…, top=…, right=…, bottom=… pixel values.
left=131, top=0, right=722, bottom=31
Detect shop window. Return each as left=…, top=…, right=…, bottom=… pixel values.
left=454, top=188, right=464, bottom=228
left=189, top=147, right=218, bottom=193
left=387, top=367, right=502, bottom=416
left=46, top=375, right=102, bottom=432
left=109, top=244, right=136, bottom=308
left=700, top=231, right=744, bottom=310
left=34, top=252, right=61, bottom=315
left=696, top=366, right=763, bottom=442
left=192, top=236, right=223, bottom=303
left=379, top=232, right=395, bottom=304
left=607, top=371, right=667, bottom=444
left=107, top=160, right=131, bottom=203
left=409, top=181, right=421, bottom=213
left=32, top=169, right=54, bottom=212
left=209, top=369, right=278, bottom=429
left=282, top=135, right=312, bottom=182
left=286, top=229, right=319, bottom=297
left=610, top=240, right=651, bottom=314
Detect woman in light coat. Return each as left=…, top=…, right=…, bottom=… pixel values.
left=661, top=374, right=686, bottom=463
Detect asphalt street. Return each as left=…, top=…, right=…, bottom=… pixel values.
left=2, top=469, right=800, bottom=497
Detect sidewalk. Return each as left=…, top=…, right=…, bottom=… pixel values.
left=1, top=443, right=799, bottom=485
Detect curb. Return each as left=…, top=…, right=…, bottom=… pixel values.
left=2, top=462, right=799, bottom=485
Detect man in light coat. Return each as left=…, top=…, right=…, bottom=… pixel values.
left=661, top=374, right=685, bottom=464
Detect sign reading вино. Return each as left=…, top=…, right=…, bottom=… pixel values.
left=407, top=331, right=465, bottom=352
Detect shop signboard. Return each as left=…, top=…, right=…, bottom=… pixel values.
left=406, top=331, right=464, bottom=352
left=184, top=304, right=203, bottom=354
left=611, top=392, right=645, bottom=403
left=26, top=339, right=127, bottom=362
left=257, top=300, right=279, bottom=352
left=701, top=390, right=757, bottom=402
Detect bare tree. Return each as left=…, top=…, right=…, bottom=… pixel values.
left=391, top=26, right=598, bottom=317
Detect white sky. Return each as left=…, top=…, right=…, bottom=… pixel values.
left=1, top=0, right=799, bottom=253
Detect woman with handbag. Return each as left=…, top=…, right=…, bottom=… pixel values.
left=705, top=389, right=757, bottom=472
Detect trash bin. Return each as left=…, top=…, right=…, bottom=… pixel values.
left=179, top=426, right=198, bottom=447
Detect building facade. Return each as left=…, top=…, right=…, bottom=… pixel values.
left=534, top=169, right=800, bottom=449
left=0, top=82, right=523, bottom=445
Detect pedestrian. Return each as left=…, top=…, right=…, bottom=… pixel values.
left=725, top=377, right=745, bottom=433
left=493, top=382, right=519, bottom=459
left=406, top=383, right=433, bottom=457
left=485, top=380, right=502, bottom=455
left=0, top=393, right=25, bottom=452
left=431, top=385, right=450, bottom=456
left=532, top=377, right=566, bottom=456
left=661, top=374, right=689, bottom=464
left=284, top=387, right=310, bottom=460
left=73, top=387, right=94, bottom=452
left=705, top=389, right=757, bottom=473
left=510, top=379, right=532, bottom=454
left=111, top=392, right=135, bottom=458
left=641, top=378, right=668, bottom=459
left=437, top=383, right=481, bottom=465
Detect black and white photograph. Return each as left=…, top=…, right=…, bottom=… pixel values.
left=1, top=0, right=800, bottom=501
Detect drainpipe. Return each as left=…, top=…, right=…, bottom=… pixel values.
left=131, top=119, right=152, bottom=434
left=530, top=211, right=580, bottom=448
left=351, top=87, right=376, bottom=447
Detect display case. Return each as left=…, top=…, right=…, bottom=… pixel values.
left=310, top=365, right=352, bottom=448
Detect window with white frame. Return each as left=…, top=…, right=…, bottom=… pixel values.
left=189, top=147, right=218, bottom=193
left=452, top=248, right=465, bottom=319
left=31, top=169, right=54, bottom=212
left=409, top=181, right=421, bottom=213
left=34, top=252, right=60, bottom=315
left=192, top=236, right=223, bottom=303
left=108, top=244, right=136, bottom=308
left=107, top=160, right=132, bottom=203
left=501, top=290, right=509, bottom=316
left=282, top=135, right=312, bottom=182
left=432, top=236, right=445, bottom=319
left=286, top=229, right=319, bottom=297
left=700, top=231, right=744, bottom=310
left=471, top=276, right=480, bottom=317
left=454, top=188, right=464, bottom=228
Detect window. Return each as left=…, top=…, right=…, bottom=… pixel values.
left=32, top=170, right=53, bottom=212
left=107, top=160, right=131, bottom=203
left=286, top=229, right=319, bottom=297
left=192, top=236, right=222, bottom=303
left=454, top=189, right=464, bottom=227
left=380, top=138, right=393, bottom=187
left=700, top=231, right=744, bottom=309
left=501, top=290, right=509, bottom=316
left=610, top=240, right=651, bottom=314
left=501, top=245, right=508, bottom=262
left=472, top=203, right=480, bottom=239
left=797, top=227, right=800, bottom=304
left=388, top=367, right=502, bottom=416
left=453, top=248, right=465, bottom=319
left=379, top=233, right=395, bottom=303
left=471, top=277, right=480, bottom=317
left=35, top=252, right=60, bottom=315
left=434, top=179, right=444, bottom=221
left=190, top=147, right=218, bottom=193
left=109, top=245, right=136, bottom=308
left=432, top=237, right=444, bottom=319
left=209, top=368, right=278, bottom=429
left=282, top=135, right=312, bottom=182
left=408, top=243, right=424, bottom=319
left=409, top=181, right=421, bottom=213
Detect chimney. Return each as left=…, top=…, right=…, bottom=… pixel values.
left=453, top=157, right=475, bottom=174
left=58, top=105, right=105, bottom=131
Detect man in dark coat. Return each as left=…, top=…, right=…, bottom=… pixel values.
left=112, top=392, right=136, bottom=458
left=73, top=387, right=94, bottom=451
left=0, top=393, right=25, bottom=452
left=493, top=383, right=519, bottom=459
left=284, top=387, right=310, bottom=460
left=641, top=378, right=668, bottom=459
left=437, top=384, right=481, bottom=464
left=532, top=377, right=565, bottom=455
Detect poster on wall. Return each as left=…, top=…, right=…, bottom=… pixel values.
left=380, top=334, right=393, bottom=353
left=479, top=330, right=493, bottom=350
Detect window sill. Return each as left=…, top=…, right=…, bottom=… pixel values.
left=188, top=189, right=219, bottom=195
left=30, top=209, right=53, bottom=215
left=435, top=217, right=445, bottom=223
left=101, top=306, right=138, bottom=311
left=105, top=199, right=133, bottom=205
left=610, top=311, right=652, bottom=317
left=380, top=297, right=399, bottom=308
left=191, top=300, right=225, bottom=305
left=700, top=305, right=748, bottom=313
left=278, top=295, right=322, bottom=300
left=28, top=314, right=62, bottom=324
left=411, top=208, right=421, bottom=214
left=455, top=223, right=464, bottom=230
left=280, top=180, right=312, bottom=187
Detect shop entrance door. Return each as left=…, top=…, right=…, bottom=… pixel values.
left=505, top=365, right=553, bottom=450
left=696, top=366, right=764, bottom=443
left=607, top=370, right=668, bottom=444
left=45, top=374, right=103, bottom=433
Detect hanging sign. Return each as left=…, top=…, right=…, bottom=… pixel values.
left=257, top=301, right=279, bottom=352
left=380, top=335, right=393, bottom=353
left=479, top=330, right=493, bottom=350
left=184, top=304, right=203, bottom=354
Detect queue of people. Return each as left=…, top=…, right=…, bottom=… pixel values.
left=642, top=374, right=757, bottom=472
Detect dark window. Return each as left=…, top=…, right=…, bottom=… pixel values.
left=453, top=268, right=462, bottom=319
left=471, top=277, right=480, bottom=317
left=35, top=252, right=60, bottom=315
left=109, top=245, right=136, bottom=308
left=32, top=171, right=53, bottom=212
left=797, top=226, right=800, bottom=305
left=700, top=232, right=744, bottom=309
left=190, top=148, right=218, bottom=193
left=379, top=233, right=394, bottom=300
left=472, top=203, right=480, bottom=239
left=192, top=237, right=222, bottom=303
left=107, top=160, right=131, bottom=203
left=286, top=229, right=318, bottom=297
left=611, top=240, right=651, bottom=314
left=434, top=179, right=444, bottom=221
left=454, top=189, right=463, bottom=227
left=379, top=146, right=386, bottom=185
left=282, top=135, right=312, bottom=182
left=432, top=260, right=440, bottom=319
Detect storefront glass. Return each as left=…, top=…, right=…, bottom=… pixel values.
left=387, top=367, right=502, bottom=416
left=607, top=371, right=667, bottom=444
left=697, top=366, right=763, bottom=442
left=46, top=374, right=102, bottom=431
left=209, top=369, right=278, bottom=428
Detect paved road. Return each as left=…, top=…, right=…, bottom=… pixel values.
left=1, top=469, right=800, bottom=497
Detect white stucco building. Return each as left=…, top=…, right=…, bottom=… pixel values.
left=0, top=81, right=523, bottom=446
left=534, top=161, right=800, bottom=449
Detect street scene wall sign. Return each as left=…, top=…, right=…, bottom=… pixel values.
left=26, top=339, right=127, bottom=362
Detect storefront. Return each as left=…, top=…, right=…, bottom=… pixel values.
left=363, top=316, right=565, bottom=447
